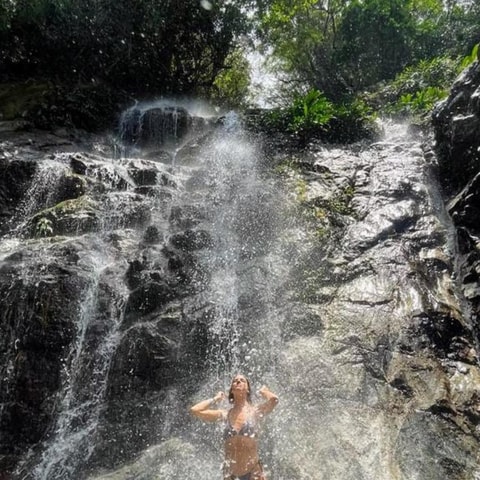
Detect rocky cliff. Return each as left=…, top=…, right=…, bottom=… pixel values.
left=0, top=94, right=480, bottom=480
left=433, top=59, right=480, bottom=354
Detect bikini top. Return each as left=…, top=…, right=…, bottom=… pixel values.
left=223, top=412, right=257, bottom=440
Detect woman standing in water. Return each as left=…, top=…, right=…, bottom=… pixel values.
left=190, top=374, right=278, bottom=480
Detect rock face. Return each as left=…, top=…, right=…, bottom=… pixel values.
left=118, top=103, right=215, bottom=155
left=433, top=61, right=480, bottom=193
left=0, top=117, right=220, bottom=478
left=1, top=103, right=480, bottom=480
left=433, top=60, right=480, bottom=346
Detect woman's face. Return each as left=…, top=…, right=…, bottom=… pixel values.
left=231, top=375, right=249, bottom=394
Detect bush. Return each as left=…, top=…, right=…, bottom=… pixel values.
left=287, top=90, right=335, bottom=136
left=250, top=89, right=378, bottom=144
left=372, top=47, right=479, bottom=117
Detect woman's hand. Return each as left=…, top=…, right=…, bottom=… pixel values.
left=258, top=385, right=274, bottom=399
left=256, top=385, right=278, bottom=416
left=213, top=391, right=226, bottom=403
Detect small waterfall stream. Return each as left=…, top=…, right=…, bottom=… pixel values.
left=1, top=110, right=479, bottom=480
left=31, top=254, right=127, bottom=480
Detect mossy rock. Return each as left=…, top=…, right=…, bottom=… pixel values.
left=28, top=196, right=99, bottom=237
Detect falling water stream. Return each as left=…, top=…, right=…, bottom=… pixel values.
left=2, top=108, right=479, bottom=479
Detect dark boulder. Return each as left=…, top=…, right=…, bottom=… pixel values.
left=169, top=229, right=213, bottom=251
left=432, top=61, right=480, bottom=192
left=0, top=250, right=90, bottom=461
left=0, top=159, right=37, bottom=231
left=120, top=106, right=192, bottom=150
left=124, top=281, right=176, bottom=326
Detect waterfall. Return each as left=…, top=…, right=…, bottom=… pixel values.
left=30, top=254, right=127, bottom=480
left=2, top=110, right=479, bottom=480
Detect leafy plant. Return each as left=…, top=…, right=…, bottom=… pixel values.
left=212, top=48, right=251, bottom=108
left=35, top=217, right=53, bottom=237
left=396, top=86, right=448, bottom=114
left=373, top=55, right=463, bottom=116
left=252, top=89, right=377, bottom=143
left=460, top=43, right=479, bottom=69
left=287, top=90, right=335, bottom=135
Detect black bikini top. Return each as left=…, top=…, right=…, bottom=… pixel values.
left=223, top=413, right=257, bottom=440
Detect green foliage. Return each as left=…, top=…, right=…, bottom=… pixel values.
left=338, top=0, right=415, bottom=89
left=0, top=82, right=53, bottom=120
left=35, top=217, right=53, bottom=237
left=0, top=0, right=14, bottom=31
left=257, top=0, right=480, bottom=101
left=254, top=89, right=377, bottom=143
left=460, top=43, right=479, bottom=69
left=393, top=56, right=462, bottom=94
left=211, top=48, right=251, bottom=108
left=388, top=43, right=478, bottom=115
left=396, top=86, right=448, bottom=115
left=330, top=98, right=378, bottom=142
left=258, top=0, right=346, bottom=100
left=0, top=0, right=250, bottom=96
left=373, top=55, right=464, bottom=117
left=288, top=90, right=335, bottom=135
left=257, top=89, right=334, bottom=140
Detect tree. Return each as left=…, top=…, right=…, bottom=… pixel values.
left=258, top=0, right=349, bottom=101
left=338, top=0, right=415, bottom=90
left=0, top=0, right=251, bottom=95
left=256, top=0, right=480, bottom=100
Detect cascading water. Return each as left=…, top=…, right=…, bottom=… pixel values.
left=102, top=109, right=301, bottom=480
left=29, top=253, right=127, bottom=480
left=2, top=107, right=480, bottom=480
left=8, top=160, right=142, bottom=479
left=192, top=112, right=286, bottom=377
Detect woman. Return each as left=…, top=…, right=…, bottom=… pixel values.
left=190, top=374, right=278, bottom=480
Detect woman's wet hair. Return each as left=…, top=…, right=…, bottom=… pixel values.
left=228, top=375, right=253, bottom=404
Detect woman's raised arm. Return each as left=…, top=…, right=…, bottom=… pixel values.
left=256, top=385, right=278, bottom=416
left=190, top=391, right=226, bottom=422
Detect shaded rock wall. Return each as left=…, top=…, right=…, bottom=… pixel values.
left=433, top=60, right=480, bottom=334
left=0, top=121, right=219, bottom=478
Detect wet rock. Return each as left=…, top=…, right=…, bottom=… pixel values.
left=124, top=281, right=175, bottom=323
left=0, top=242, right=91, bottom=461
left=133, top=185, right=173, bottom=201
left=27, top=196, right=100, bottom=237
left=143, top=225, right=161, bottom=244
left=109, top=315, right=182, bottom=395
left=121, top=106, right=191, bottom=150
left=86, top=439, right=217, bottom=480
left=451, top=113, right=480, bottom=144
left=127, top=165, right=158, bottom=186
left=141, top=150, right=173, bottom=164
left=0, top=158, right=37, bottom=231
left=448, top=171, right=480, bottom=231
left=169, top=229, right=213, bottom=251
left=169, top=205, right=204, bottom=229
left=3, top=108, right=480, bottom=480
left=175, top=142, right=202, bottom=166
left=433, top=61, right=480, bottom=192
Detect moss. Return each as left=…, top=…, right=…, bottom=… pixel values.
left=52, top=195, right=96, bottom=214
left=273, top=158, right=300, bottom=175
left=29, top=195, right=99, bottom=237
left=296, top=178, right=308, bottom=203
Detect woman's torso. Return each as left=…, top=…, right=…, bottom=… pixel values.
left=223, top=406, right=260, bottom=476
